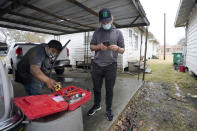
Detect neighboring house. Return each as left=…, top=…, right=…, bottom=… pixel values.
left=146, top=39, right=160, bottom=59
left=46, top=27, right=159, bottom=71
left=175, top=0, right=197, bottom=74
left=159, top=45, right=183, bottom=55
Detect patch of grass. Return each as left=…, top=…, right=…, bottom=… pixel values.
left=0, top=56, right=5, bottom=60
left=135, top=56, right=197, bottom=91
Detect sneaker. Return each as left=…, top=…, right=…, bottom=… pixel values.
left=106, top=110, right=113, bottom=121
left=87, top=105, right=101, bottom=116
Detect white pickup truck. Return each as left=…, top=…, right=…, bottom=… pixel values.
left=5, top=42, right=70, bottom=77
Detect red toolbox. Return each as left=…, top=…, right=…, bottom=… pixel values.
left=13, top=86, right=91, bottom=120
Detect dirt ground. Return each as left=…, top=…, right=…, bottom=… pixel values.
left=110, top=55, right=197, bottom=131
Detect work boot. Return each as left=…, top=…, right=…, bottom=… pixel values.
left=87, top=105, right=101, bottom=116
left=106, top=110, right=113, bottom=121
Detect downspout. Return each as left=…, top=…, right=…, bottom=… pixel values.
left=184, top=21, right=188, bottom=67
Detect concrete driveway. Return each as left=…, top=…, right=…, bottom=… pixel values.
left=11, top=70, right=142, bottom=131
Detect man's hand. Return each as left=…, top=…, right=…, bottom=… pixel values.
left=108, top=45, right=119, bottom=52
left=45, top=78, right=58, bottom=90
left=90, top=43, right=110, bottom=51
left=30, top=65, right=58, bottom=90
left=100, top=43, right=108, bottom=51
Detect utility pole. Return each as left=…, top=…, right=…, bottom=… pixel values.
left=164, top=13, right=166, bottom=60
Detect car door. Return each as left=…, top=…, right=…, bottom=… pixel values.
left=0, top=60, right=24, bottom=130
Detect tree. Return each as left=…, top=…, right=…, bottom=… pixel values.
left=177, top=37, right=185, bottom=46
left=0, top=28, right=46, bottom=46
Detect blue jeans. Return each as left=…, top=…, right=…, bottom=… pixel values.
left=23, top=80, right=44, bottom=95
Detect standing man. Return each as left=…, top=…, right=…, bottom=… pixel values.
left=16, top=40, right=62, bottom=95
left=87, top=8, right=125, bottom=121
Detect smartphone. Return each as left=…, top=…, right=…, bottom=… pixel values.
left=103, top=41, right=110, bottom=47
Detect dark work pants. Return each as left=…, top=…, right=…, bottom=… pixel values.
left=91, top=62, right=117, bottom=111
left=23, top=78, right=44, bottom=95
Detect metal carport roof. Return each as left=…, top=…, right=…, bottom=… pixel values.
left=175, top=0, right=196, bottom=27
left=0, top=0, right=149, bottom=35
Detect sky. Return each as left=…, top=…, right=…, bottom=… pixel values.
left=140, top=0, right=185, bottom=45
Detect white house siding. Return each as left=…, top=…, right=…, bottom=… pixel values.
left=146, top=41, right=158, bottom=59
left=146, top=42, right=152, bottom=59
left=45, top=32, right=93, bottom=66
left=186, top=5, right=197, bottom=74
left=118, top=28, right=143, bottom=71
left=120, top=28, right=131, bottom=71
left=152, top=43, right=158, bottom=56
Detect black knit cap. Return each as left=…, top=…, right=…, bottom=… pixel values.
left=48, top=40, right=62, bottom=52
left=99, top=8, right=112, bottom=23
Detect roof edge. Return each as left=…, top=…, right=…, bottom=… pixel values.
left=132, top=0, right=150, bottom=26
left=175, top=0, right=196, bottom=27
left=174, top=0, right=184, bottom=27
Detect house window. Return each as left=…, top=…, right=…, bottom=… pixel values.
left=129, top=30, right=132, bottom=37
left=129, top=30, right=132, bottom=46
left=134, top=35, right=138, bottom=50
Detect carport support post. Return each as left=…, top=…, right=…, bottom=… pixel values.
left=138, top=28, right=143, bottom=80
left=164, top=13, right=166, bottom=60
left=142, top=27, right=148, bottom=81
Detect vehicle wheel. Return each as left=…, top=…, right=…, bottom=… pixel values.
left=11, top=64, right=17, bottom=81
left=8, top=68, right=13, bottom=74
left=55, top=68, right=65, bottom=74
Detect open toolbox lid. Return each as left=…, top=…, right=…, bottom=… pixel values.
left=13, top=95, right=69, bottom=120
left=13, top=86, right=91, bottom=120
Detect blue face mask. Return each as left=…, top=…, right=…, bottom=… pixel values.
left=47, top=50, right=56, bottom=58
left=103, top=23, right=111, bottom=30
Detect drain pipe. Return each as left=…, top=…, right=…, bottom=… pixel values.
left=184, top=21, right=188, bottom=66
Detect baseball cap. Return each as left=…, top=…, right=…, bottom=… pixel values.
left=99, top=8, right=112, bottom=23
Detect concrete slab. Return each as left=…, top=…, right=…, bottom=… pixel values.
left=24, top=107, right=83, bottom=131
left=81, top=77, right=142, bottom=131
left=11, top=71, right=142, bottom=131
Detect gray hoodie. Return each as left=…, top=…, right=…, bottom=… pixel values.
left=90, top=26, right=125, bottom=67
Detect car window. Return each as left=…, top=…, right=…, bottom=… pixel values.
left=0, top=71, right=5, bottom=119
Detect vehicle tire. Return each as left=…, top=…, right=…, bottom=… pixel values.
left=55, top=68, right=65, bottom=74
left=11, top=64, right=17, bottom=81
left=8, top=68, right=13, bottom=74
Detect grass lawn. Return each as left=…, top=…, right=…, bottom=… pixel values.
left=138, top=55, right=197, bottom=90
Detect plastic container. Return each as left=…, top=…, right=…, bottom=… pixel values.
left=172, top=53, right=183, bottom=65
left=179, top=65, right=185, bottom=72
